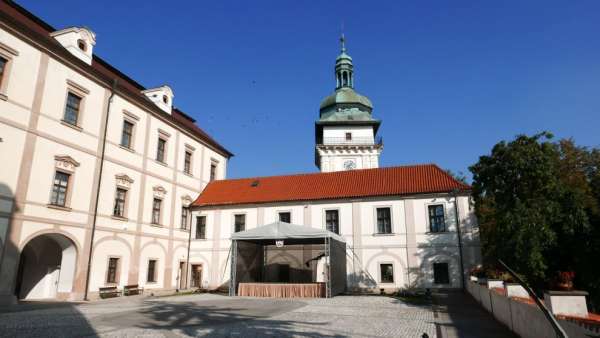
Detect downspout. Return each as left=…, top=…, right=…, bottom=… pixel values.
left=184, top=208, right=193, bottom=289
left=84, top=79, right=118, bottom=301
left=453, top=189, right=466, bottom=290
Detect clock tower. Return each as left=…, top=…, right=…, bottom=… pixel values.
left=315, top=35, right=382, bottom=172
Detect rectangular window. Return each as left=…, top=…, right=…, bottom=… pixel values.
left=325, top=210, right=339, bottom=234
left=184, top=150, right=192, bottom=174
left=234, top=214, right=245, bottom=232
left=50, top=171, right=70, bottom=207
left=152, top=198, right=162, bottom=225
left=63, top=92, right=81, bottom=126
left=210, top=162, right=217, bottom=181
left=147, top=259, right=157, bottom=283
left=345, top=132, right=352, bottom=141
left=428, top=205, right=446, bottom=232
left=156, top=137, right=166, bottom=163
left=0, top=56, right=7, bottom=86
left=433, top=262, right=450, bottom=284
left=180, top=206, right=189, bottom=229
left=106, top=257, right=119, bottom=284
left=113, top=188, right=127, bottom=217
left=120, top=120, right=134, bottom=148
left=278, top=212, right=291, bottom=223
left=380, top=263, right=394, bottom=283
left=196, top=216, right=206, bottom=239
left=376, top=207, right=392, bottom=234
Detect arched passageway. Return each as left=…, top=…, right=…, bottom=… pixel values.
left=15, top=233, right=77, bottom=300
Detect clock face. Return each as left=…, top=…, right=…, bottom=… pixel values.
left=343, top=160, right=356, bottom=170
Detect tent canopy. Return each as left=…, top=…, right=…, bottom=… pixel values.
left=231, top=221, right=345, bottom=243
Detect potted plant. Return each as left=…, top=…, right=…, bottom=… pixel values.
left=555, top=271, right=575, bottom=291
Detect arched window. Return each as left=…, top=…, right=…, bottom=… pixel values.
left=77, top=39, right=86, bottom=51
left=162, top=95, right=168, bottom=104
left=342, top=71, right=348, bottom=87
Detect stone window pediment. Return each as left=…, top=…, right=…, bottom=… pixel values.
left=115, top=174, right=134, bottom=189
left=181, top=194, right=194, bottom=207
left=54, top=155, right=80, bottom=173
left=153, top=185, right=167, bottom=199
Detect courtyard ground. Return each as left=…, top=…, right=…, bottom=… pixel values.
left=0, top=292, right=514, bottom=337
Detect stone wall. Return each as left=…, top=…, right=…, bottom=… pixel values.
left=466, top=280, right=590, bottom=338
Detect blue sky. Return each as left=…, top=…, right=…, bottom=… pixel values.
left=21, top=1, right=600, bottom=180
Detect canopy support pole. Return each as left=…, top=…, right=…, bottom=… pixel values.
left=229, top=240, right=237, bottom=296
left=326, top=236, right=331, bottom=298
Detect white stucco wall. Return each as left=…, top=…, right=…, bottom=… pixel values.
left=0, top=21, right=230, bottom=301
left=191, top=195, right=480, bottom=291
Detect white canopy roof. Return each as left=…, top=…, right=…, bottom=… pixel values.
left=231, top=221, right=345, bottom=243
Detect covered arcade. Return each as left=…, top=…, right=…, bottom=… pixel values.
left=229, top=221, right=346, bottom=298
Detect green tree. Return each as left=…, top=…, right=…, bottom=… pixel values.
left=469, top=132, right=598, bottom=297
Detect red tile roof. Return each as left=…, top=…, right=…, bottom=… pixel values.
left=0, top=1, right=232, bottom=157
left=193, top=164, right=471, bottom=207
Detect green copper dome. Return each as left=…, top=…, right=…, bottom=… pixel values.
left=319, top=87, right=373, bottom=111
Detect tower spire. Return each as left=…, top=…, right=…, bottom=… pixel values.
left=335, top=34, right=353, bottom=89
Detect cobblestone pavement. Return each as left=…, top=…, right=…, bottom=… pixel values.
left=0, top=294, right=436, bottom=338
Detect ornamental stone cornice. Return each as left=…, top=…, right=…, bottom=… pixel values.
left=181, top=194, right=194, bottom=206
left=54, top=155, right=80, bottom=172
left=153, top=185, right=167, bottom=198
left=115, top=173, right=134, bottom=189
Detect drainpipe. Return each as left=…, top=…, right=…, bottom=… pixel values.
left=184, top=208, right=193, bottom=289
left=84, top=79, right=118, bottom=301
left=452, top=189, right=466, bottom=291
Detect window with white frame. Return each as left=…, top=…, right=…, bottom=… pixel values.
left=50, top=171, right=70, bottom=207
left=376, top=207, right=392, bottom=234
left=325, top=210, right=339, bottom=234
left=147, top=259, right=157, bottom=282
left=184, top=150, right=192, bottom=174
left=120, top=120, right=134, bottom=149
left=106, top=257, right=119, bottom=284
left=181, top=206, right=189, bottom=229
left=196, top=216, right=206, bottom=239
left=63, top=92, right=82, bottom=126
left=151, top=198, right=162, bottom=225
left=0, top=56, right=7, bottom=88
left=156, top=137, right=167, bottom=163
left=210, top=161, right=218, bottom=181
left=380, top=263, right=394, bottom=283
left=113, top=188, right=127, bottom=217
left=278, top=212, right=291, bottom=223
left=428, top=204, right=446, bottom=232
left=234, top=214, right=245, bottom=232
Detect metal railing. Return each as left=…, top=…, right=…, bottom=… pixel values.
left=498, top=259, right=568, bottom=338
left=322, top=136, right=383, bottom=145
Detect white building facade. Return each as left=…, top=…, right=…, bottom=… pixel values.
left=0, top=2, right=231, bottom=303
left=189, top=167, right=481, bottom=292
left=188, top=40, right=481, bottom=293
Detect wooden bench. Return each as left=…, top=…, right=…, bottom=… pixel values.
left=99, top=286, right=120, bottom=299
left=123, top=284, right=143, bottom=296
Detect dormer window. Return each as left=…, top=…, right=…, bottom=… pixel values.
left=142, top=85, right=174, bottom=115
left=77, top=39, right=86, bottom=51
left=50, top=27, right=96, bottom=65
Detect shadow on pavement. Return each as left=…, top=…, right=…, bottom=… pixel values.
left=132, top=298, right=346, bottom=337
left=432, top=291, right=518, bottom=338
left=0, top=301, right=98, bottom=338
